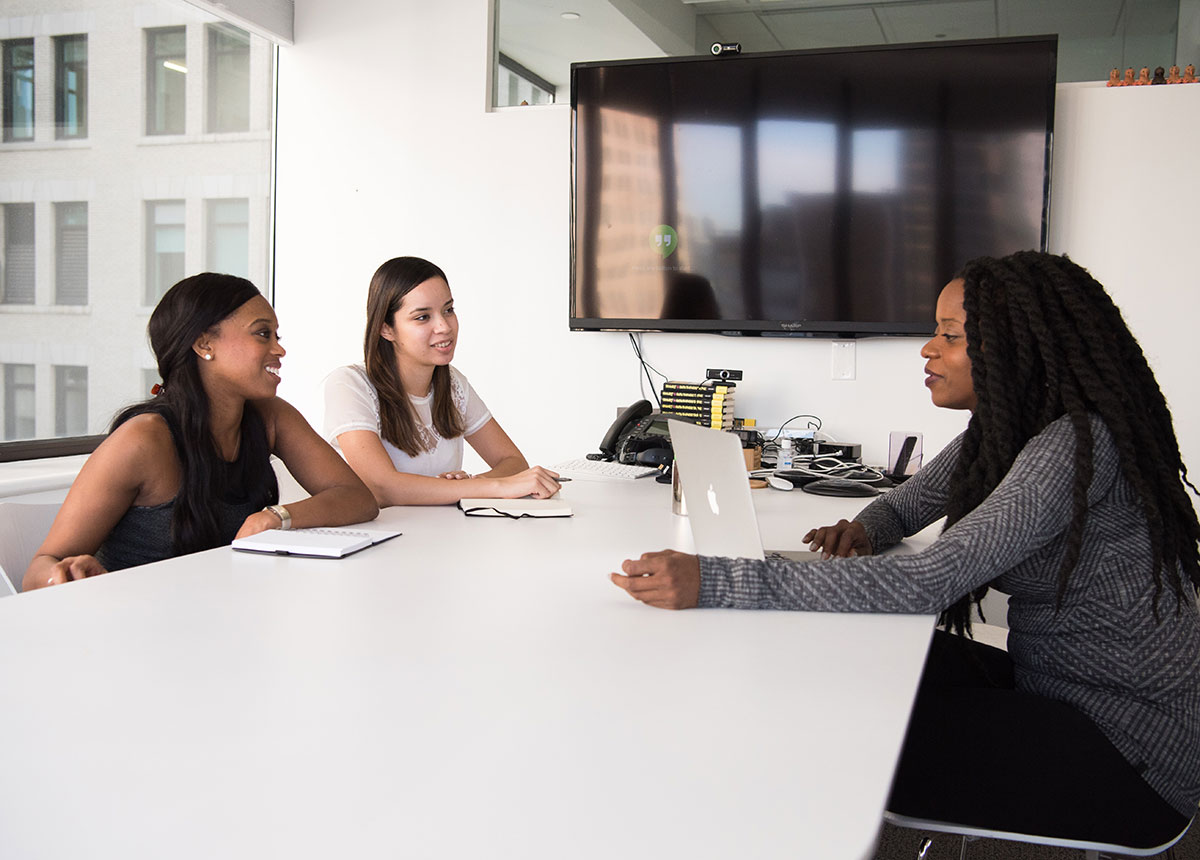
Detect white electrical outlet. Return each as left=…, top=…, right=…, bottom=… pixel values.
left=831, top=340, right=856, bottom=380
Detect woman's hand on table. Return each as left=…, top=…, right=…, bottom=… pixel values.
left=38, top=554, right=107, bottom=588
left=489, top=466, right=563, bottom=499
left=803, top=519, right=872, bottom=559
left=610, top=549, right=700, bottom=609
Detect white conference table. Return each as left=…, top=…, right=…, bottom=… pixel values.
left=0, top=477, right=936, bottom=860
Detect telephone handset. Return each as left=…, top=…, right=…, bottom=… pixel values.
left=599, top=399, right=653, bottom=459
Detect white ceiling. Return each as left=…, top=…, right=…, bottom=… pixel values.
left=498, top=0, right=1184, bottom=92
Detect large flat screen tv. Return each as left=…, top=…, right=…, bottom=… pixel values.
left=570, top=36, right=1057, bottom=337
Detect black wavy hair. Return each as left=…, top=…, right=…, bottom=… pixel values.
left=941, top=251, right=1200, bottom=635
left=111, top=273, right=278, bottom=555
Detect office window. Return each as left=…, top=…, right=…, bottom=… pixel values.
left=0, top=3, right=276, bottom=461
left=146, top=200, right=185, bottom=304
left=54, top=365, right=88, bottom=436
left=3, top=364, right=35, bottom=440
left=146, top=27, right=186, bottom=135
left=207, top=24, right=250, bottom=133
left=206, top=199, right=249, bottom=277
left=2, top=39, right=34, bottom=142
left=2, top=203, right=35, bottom=304
left=56, top=202, right=88, bottom=305
left=55, top=35, right=88, bottom=139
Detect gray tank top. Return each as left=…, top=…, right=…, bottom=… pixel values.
left=94, top=494, right=263, bottom=572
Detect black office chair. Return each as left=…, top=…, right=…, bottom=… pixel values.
left=883, top=808, right=1194, bottom=859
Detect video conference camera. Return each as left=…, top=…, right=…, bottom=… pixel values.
left=711, top=42, right=741, bottom=56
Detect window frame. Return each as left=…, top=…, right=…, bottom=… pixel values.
left=145, top=26, right=187, bottom=136
left=144, top=199, right=186, bottom=306
left=54, top=34, right=88, bottom=140
left=205, top=197, right=250, bottom=276
left=55, top=201, right=89, bottom=306
left=2, top=363, right=36, bottom=441
left=53, top=365, right=89, bottom=437
left=206, top=24, right=251, bottom=133
left=2, top=202, right=36, bottom=305
left=2, top=38, right=35, bottom=143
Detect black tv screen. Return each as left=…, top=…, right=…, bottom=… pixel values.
left=570, top=36, right=1056, bottom=337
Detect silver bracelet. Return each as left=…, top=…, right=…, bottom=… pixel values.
left=264, top=504, right=292, bottom=530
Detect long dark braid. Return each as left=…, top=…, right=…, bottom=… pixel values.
left=940, top=251, right=1200, bottom=635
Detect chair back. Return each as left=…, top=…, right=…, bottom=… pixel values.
left=884, top=810, right=1193, bottom=858
left=0, top=502, right=62, bottom=595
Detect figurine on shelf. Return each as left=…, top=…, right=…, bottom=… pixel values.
left=1167, top=65, right=1182, bottom=84
left=1124, top=67, right=1136, bottom=85
left=1135, top=66, right=1151, bottom=85
left=1151, top=66, right=1167, bottom=84
left=1184, top=64, right=1198, bottom=83
left=1107, top=68, right=1122, bottom=86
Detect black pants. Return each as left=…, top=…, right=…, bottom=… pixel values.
left=886, top=630, right=1190, bottom=849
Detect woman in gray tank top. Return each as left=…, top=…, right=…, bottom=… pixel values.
left=24, top=273, right=378, bottom=587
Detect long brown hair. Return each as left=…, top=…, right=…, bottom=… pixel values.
left=363, top=256, right=465, bottom=456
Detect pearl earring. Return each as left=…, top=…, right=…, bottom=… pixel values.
left=203, top=353, right=213, bottom=361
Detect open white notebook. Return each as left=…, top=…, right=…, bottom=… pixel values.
left=231, top=527, right=402, bottom=558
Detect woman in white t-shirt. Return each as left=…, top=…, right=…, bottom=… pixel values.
left=324, top=256, right=562, bottom=505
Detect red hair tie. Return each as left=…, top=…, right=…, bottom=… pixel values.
left=151, top=383, right=164, bottom=396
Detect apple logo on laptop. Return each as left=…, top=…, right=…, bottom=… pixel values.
left=706, top=483, right=720, bottom=516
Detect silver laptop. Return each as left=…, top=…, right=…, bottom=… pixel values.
left=669, top=418, right=820, bottom=562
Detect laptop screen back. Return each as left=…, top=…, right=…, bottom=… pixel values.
left=668, top=419, right=766, bottom=561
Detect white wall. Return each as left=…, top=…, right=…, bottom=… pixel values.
left=273, top=0, right=1200, bottom=480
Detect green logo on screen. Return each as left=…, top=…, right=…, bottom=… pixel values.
left=651, top=225, right=678, bottom=259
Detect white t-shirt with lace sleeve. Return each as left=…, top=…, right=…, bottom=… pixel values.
left=322, top=364, right=493, bottom=477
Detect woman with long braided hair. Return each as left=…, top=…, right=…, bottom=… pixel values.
left=611, top=251, right=1199, bottom=846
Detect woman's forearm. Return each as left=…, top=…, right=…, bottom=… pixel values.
left=474, top=453, right=529, bottom=480
left=282, top=483, right=380, bottom=526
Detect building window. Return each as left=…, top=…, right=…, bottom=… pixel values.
left=3, top=364, right=35, bottom=440
left=2, top=39, right=35, bottom=142
left=2, top=203, right=35, bottom=304
left=55, top=202, right=88, bottom=305
left=55, top=35, right=88, bottom=139
left=206, top=198, right=249, bottom=276
left=54, top=365, right=88, bottom=436
left=145, top=200, right=185, bottom=304
left=207, top=24, right=250, bottom=133
left=0, top=4, right=276, bottom=461
left=146, top=27, right=186, bottom=135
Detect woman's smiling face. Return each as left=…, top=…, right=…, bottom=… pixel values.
left=920, top=278, right=977, bottom=412
left=381, top=276, right=458, bottom=371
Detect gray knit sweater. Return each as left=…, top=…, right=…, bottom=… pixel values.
left=697, top=415, right=1200, bottom=817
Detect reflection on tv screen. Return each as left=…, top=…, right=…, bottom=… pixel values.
left=570, top=37, right=1056, bottom=336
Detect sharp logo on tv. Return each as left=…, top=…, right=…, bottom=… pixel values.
left=651, top=225, right=678, bottom=259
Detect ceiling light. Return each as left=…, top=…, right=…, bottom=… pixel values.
left=561, top=12, right=580, bottom=20
left=162, top=60, right=187, bottom=73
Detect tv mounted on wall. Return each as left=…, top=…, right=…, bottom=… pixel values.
left=569, top=36, right=1057, bottom=337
